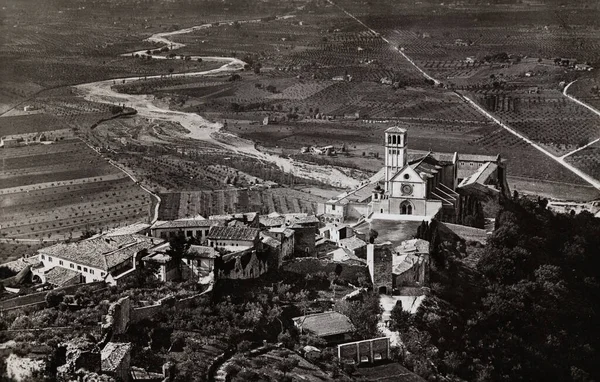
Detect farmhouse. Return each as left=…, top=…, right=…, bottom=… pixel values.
left=33, top=235, right=163, bottom=286
left=293, top=311, right=356, bottom=344
left=575, top=63, right=593, bottom=71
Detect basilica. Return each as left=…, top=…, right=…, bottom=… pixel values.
left=321, top=126, right=507, bottom=224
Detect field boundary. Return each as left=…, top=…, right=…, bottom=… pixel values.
left=561, top=80, right=600, bottom=159
left=328, top=0, right=600, bottom=191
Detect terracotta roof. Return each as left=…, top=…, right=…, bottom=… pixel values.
left=259, top=215, right=286, bottom=227
left=393, top=253, right=422, bottom=275
left=286, top=214, right=320, bottom=226
left=187, top=245, right=219, bottom=259
left=260, top=233, right=282, bottom=249
left=338, top=236, right=367, bottom=251
left=395, top=239, right=430, bottom=255
left=293, top=312, right=356, bottom=337
left=101, top=342, right=132, bottom=373
left=103, top=223, right=150, bottom=237
left=327, top=182, right=373, bottom=204
left=458, top=153, right=500, bottom=162
left=44, top=267, right=81, bottom=286
left=207, top=226, right=260, bottom=241
left=268, top=227, right=295, bottom=238
left=153, top=219, right=226, bottom=229
left=385, top=126, right=407, bottom=133
left=411, top=154, right=444, bottom=178
left=39, top=235, right=162, bottom=271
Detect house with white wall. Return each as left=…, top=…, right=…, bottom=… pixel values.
left=33, top=235, right=163, bottom=286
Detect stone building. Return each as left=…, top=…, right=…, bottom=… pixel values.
left=34, top=235, right=163, bottom=286
left=101, top=342, right=132, bottom=382
left=366, top=243, right=394, bottom=295
left=322, top=126, right=507, bottom=224
left=207, top=226, right=260, bottom=250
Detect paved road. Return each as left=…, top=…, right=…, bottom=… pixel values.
left=328, top=0, right=600, bottom=192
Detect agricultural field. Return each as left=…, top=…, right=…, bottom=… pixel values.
left=566, top=141, right=600, bottom=182
left=567, top=74, right=600, bottom=111
left=158, top=187, right=327, bottom=220
left=469, top=89, right=600, bottom=156
left=0, top=242, right=46, bottom=264
left=0, top=139, right=153, bottom=241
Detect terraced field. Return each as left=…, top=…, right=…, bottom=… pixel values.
left=158, top=187, right=326, bottom=220
left=0, top=139, right=153, bottom=241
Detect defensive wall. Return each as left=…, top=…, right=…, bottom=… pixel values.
left=0, top=281, right=106, bottom=314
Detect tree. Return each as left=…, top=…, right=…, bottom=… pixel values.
left=167, top=233, right=190, bottom=278
left=275, top=356, right=299, bottom=378
left=389, top=301, right=411, bottom=331
left=46, top=290, right=65, bottom=308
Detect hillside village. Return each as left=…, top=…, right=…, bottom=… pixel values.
left=0, top=127, right=502, bottom=381
left=1, top=0, right=600, bottom=380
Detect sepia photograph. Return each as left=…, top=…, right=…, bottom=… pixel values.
left=0, top=0, right=599, bottom=381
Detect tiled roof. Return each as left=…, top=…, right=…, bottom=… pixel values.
left=39, top=235, right=162, bottom=271
left=285, top=214, right=320, bottom=225
left=101, top=342, right=132, bottom=372
left=395, top=239, right=430, bottom=255
left=260, top=233, right=282, bottom=249
left=153, top=219, right=225, bottom=229
left=458, top=153, right=500, bottom=162
left=411, top=155, right=444, bottom=178
left=259, top=215, right=286, bottom=228
left=207, top=226, right=260, bottom=241
left=187, top=245, right=219, bottom=259
left=141, top=252, right=172, bottom=264
left=103, top=223, right=150, bottom=237
left=338, top=236, right=367, bottom=251
left=385, top=126, right=407, bottom=133
left=327, top=182, right=373, bottom=204
left=293, top=312, right=355, bottom=337
left=459, top=162, right=498, bottom=188
left=393, top=253, right=422, bottom=275
left=209, top=212, right=257, bottom=221
left=269, top=227, right=295, bottom=238
left=44, top=267, right=81, bottom=286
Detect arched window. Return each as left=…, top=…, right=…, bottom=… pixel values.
left=388, top=135, right=391, bottom=144
left=392, top=135, right=397, bottom=144
left=400, top=201, right=413, bottom=215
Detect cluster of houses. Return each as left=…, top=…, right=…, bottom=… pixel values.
left=21, top=204, right=432, bottom=311
left=28, top=212, right=320, bottom=288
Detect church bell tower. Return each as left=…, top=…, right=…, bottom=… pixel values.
left=384, top=126, right=408, bottom=191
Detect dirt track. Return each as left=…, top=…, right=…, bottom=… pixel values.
left=75, top=18, right=360, bottom=189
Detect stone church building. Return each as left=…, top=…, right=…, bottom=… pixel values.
left=321, top=125, right=507, bottom=224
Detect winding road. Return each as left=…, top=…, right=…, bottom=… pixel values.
left=327, top=0, right=600, bottom=192
left=74, top=17, right=360, bottom=190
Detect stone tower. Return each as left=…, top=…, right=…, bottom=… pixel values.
left=384, top=126, right=408, bottom=191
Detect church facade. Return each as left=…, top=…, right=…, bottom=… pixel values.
left=321, top=126, right=506, bottom=224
